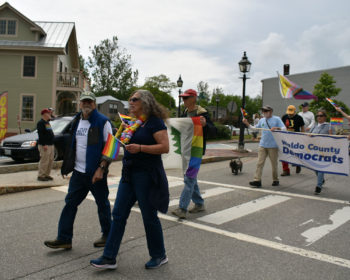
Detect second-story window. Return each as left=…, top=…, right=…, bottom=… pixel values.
left=23, top=56, right=36, bottom=77
left=0, top=19, right=17, bottom=35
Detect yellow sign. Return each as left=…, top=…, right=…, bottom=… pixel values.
left=0, top=91, right=8, bottom=140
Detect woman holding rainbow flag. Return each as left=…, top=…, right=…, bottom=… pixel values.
left=91, top=90, right=170, bottom=270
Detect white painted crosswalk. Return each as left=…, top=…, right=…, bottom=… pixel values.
left=51, top=175, right=350, bottom=269
left=197, top=195, right=291, bottom=225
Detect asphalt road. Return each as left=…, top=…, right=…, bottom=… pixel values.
left=1, top=146, right=350, bottom=280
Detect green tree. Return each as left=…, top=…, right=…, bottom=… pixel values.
left=141, top=74, right=176, bottom=109
left=79, top=54, right=89, bottom=79
left=87, top=36, right=138, bottom=100
left=309, top=72, right=349, bottom=116
left=197, top=81, right=210, bottom=107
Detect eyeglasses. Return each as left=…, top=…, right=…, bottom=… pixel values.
left=129, top=97, right=140, bottom=103
left=316, top=115, right=326, bottom=117
left=182, top=96, right=192, bottom=100
left=262, top=110, right=271, bottom=112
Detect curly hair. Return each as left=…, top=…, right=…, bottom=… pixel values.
left=130, top=89, right=169, bottom=120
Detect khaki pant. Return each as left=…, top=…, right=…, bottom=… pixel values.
left=38, top=145, right=54, bottom=178
left=254, top=147, right=279, bottom=181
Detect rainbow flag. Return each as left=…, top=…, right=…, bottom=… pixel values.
left=119, top=113, right=132, bottom=123
left=102, top=133, right=121, bottom=160
left=330, top=117, right=344, bottom=125
left=162, top=117, right=203, bottom=178
left=241, top=108, right=248, bottom=117
left=186, top=117, right=203, bottom=178
left=326, top=98, right=339, bottom=107
left=278, top=73, right=317, bottom=100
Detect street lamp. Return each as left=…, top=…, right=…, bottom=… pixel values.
left=177, top=75, right=183, bottom=117
left=238, top=51, right=251, bottom=152
left=216, top=95, right=220, bottom=121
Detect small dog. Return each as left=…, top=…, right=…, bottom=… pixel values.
left=230, top=158, right=243, bottom=175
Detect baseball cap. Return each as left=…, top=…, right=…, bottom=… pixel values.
left=301, top=102, right=309, bottom=107
left=41, top=108, right=50, bottom=115
left=286, top=105, right=296, bottom=114
left=179, top=89, right=198, bottom=97
left=261, top=105, right=273, bottom=111
left=80, top=91, right=96, bottom=101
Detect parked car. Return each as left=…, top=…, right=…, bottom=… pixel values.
left=225, top=125, right=250, bottom=136
left=0, top=116, right=73, bottom=162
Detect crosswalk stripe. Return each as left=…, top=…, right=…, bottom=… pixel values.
left=168, top=187, right=233, bottom=207
left=198, top=195, right=291, bottom=225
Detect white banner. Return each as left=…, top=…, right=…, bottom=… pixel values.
left=272, top=131, right=349, bottom=176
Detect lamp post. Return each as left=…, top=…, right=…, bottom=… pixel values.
left=216, top=95, right=220, bottom=121
left=177, top=75, right=183, bottom=117
left=238, top=51, right=251, bottom=152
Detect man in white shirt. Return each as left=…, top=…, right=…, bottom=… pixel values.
left=298, top=102, right=315, bottom=132
left=44, top=91, right=113, bottom=250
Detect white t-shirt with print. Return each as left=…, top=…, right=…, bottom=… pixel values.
left=74, top=120, right=112, bottom=173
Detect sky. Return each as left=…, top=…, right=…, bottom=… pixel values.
left=6, top=0, right=350, bottom=101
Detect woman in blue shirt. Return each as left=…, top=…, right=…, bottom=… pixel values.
left=91, top=90, right=170, bottom=270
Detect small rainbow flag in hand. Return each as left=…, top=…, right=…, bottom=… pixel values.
left=330, top=117, right=344, bottom=125
left=326, top=98, right=339, bottom=107
left=241, top=108, right=248, bottom=117
left=102, top=133, right=122, bottom=160
left=119, top=113, right=132, bottom=123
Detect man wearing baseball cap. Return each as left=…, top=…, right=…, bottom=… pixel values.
left=172, top=89, right=216, bottom=219
left=44, top=91, right=113, bottom=250
left=298, top=102, right=315, bottom=132
left=243, top=105, right=286, bottom=188
left=281, top=105, right=305, bottom=176
left=37, top=108, right=55, bottom=181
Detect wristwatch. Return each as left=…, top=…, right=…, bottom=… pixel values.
left=99, top=163, right=106, bottom=171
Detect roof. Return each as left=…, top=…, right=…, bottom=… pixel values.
left=96, top=95, right=129, bottom=109
left=0, top=22, right=74, bottom=49
left=0, top=3, right=75, bottom=51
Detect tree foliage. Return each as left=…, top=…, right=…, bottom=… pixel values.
left=197, top=81, right=210, bottom=107
left=79, top=54, right=89, bottom=79
left=140, top=74, right=176, bottom=109
left=87, top=36, right=138, bottom=100
left=309, top=72, right=349, bottom=116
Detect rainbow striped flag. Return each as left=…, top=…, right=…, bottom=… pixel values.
left=119, top=113, right=132, bottom=123
left=241, top=108, right=248, bottom=117
left=330, top=117, right=344, bottom=125
left=186, top=117, right=203, bottom=178
left=326, top=98, right=339, bottom=107
left=162, top=117, right=203, bottom=178
left=102, top=133, right=122, bottom=160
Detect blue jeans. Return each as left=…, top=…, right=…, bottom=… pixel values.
left=316, top=171, right=325, bottom=188
left=179, top=175, right=204, bottom=211
left=103, top=170, right=165, bottom=259
left=57, top=170, right=111, bottom=241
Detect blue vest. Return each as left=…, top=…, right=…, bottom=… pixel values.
left=72, top=109, right=109, bottom=176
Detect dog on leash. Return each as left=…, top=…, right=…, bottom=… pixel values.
left=230, top=158, right=243, bottom=175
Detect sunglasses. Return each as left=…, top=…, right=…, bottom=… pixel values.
left=182, top=96, right=192, bottom=100
left=129, top=97, right=140, bottom=103
left=262, top=110, right=271, bottom=112
left=316, top=115, right=326, bottom=117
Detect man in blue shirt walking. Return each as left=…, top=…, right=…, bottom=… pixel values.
left=243, top=105, right=286, bottom=188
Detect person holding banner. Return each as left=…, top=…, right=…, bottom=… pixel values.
left=172, top=89, right=215, bottom=219
left=281, top=105, right=305, bottom=176
left=310, top=109, right=335, bottom=194
left=91, top=90, right=170, bottom=270
left=44, top=91, right=113, bottom=250
left=243, top=105, right=286, bottom=188
left=298, top=102, right=315, bottom=132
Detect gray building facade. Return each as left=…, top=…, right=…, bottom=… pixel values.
left=261, top=66, right=350, bottom=127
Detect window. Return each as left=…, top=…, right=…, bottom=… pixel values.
left=0, top=19, right=17, bottom=35
left=21, top=95, right=34, bottom=121
left=0, top=20, right=5, bottom=34
left=59, top=61, right=63, bottom=72
left=65, top=43, right=69, bottom=55
left=23, top=56, right=36, bottom=77
left=109, top=104, right=118, bottom=114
